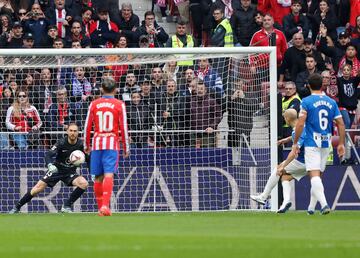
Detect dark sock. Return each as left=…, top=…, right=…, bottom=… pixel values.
left=64, top=187, right=85, bottom=207
left=16, top=191, right=33, bottom=210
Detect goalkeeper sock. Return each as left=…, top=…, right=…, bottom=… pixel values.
left=261, top=168, right=280, bottom=199
left=94, top=181, right=103, bottom=210
left=281, top=180, right=291, bottom=205
left=308, top=188, right=317, bottom=211
left=16, top=191, right=33, bottom=210
left=102, top=176, right=114, bottom=208
left=64, top=187, right=85, bottom=207
left=310, top=176, right=328, bottom=208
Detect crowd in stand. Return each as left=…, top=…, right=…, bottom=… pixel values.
left=0, top=0, right=359, bottom=151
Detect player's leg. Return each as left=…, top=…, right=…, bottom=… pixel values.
left=305, top=147, right=330, bottom=215
left=277, top=174, right=293, bottom=213
left=62, top=176, right=89, bottom=212
left=99, top=150, right=119, bottom=216
left=250, top=167, right=280, bottom=205
left=90, top=150, right=105, bottom=211
left=9, top=180, right=48, bottom=213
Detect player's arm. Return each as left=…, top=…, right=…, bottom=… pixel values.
left=44, top=141, right=60, bottom=173
left=292, top=109, right=307, bottom=155
left=277, top=136, right=292, bottom=145
left=335, top=116, right=346, bottom=158
left=119, top=101, right=130, bottom=157
left=83, top=103, right=94, bottom=154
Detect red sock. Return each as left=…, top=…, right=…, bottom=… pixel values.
left=94, top=181, right=103, bottom=210
left=102, top=176, right=113, bottom=208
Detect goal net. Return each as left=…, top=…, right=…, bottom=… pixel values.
left=0, top=47, right=278, bottom=213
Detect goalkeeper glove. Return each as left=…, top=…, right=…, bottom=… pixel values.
left=47, top=163, right=58, bottom=174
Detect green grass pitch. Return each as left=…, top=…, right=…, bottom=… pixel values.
left=0, top=211, right=359, bottom=258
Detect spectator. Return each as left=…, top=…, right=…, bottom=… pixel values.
left=190, top=81, right=221, bottom=147
left=126, top=91, right=151, bottom=147
left=0, top=13, right=11, bottom=36
left=257, top=0, right=291, bottom=27
left=29, top=68, right=56, bottom=115
left=108, top=34, right=129, bottom=83
left=347, top=15, right=360, bottom=43
left=336, top=64, right=360, bottom=164
left=40, top=25, right=58, bottom=47
left=5, top=89, right=42, bottom=150
left=45, top=0, right=73, bottom=39
left=279, top=32, right=305, bottom=83
left=159, top=79, right=186, bottom=146
left=227, top=80, right=259, bottom=147
left=166, top=19, right=196, bottom=68
left=295, top=55, right=321, bottom=98
left=135, top=11, right=169, bottom=48
left=0, top=87, right=12, bottom=150
left=23, top=4, right=49, bottom=47
left=230, top=0, right=257, bottom=46
left=282, top=0, right=310, bottom=41
left=337, top=43, right=360, bottom=77
left=179, top=68, right=195, bottom=96
left=292, top=37, right=326, bottom=76
left=0, top=1, right=15, bottom=15
left=151, top=66, right=165, bottom=97
left=162, top=59, right=180, bottom=83
left=116, top=3, right=140, bottom=47
left=321, top=69, right=338, bottom=102
left=80, top=7, right=94, bottom=38
left=210, top=7, right=234, bottom=47
left=46, top=88, right=74, bottom=140
left=0, top=21, right=23, bottom=48
left=195, top=58, right=224, bottom=100
left=89, top=7, right=119, bottom=48
left=22, top=32, right=35, bottom=48
left=308, top=0, right=338, bottom=43
left=140, top=76, right=158, bottom=108
left=119, top=72, right=140, bottom=104
left=16, top=8, right=28, bottom=22
left=64, top=20, right=90, bottom=48
left=68, top=66, right=91, bottom=103
left=348, top=0, right=360, bottom=28
left=250, top=13, right=288, bottom=67
left=281, top=81, right=301, bottom=137
left=318, top=27, right=350, bottom=72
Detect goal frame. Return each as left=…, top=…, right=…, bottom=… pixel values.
left=0, top=47, right=278, bottom=211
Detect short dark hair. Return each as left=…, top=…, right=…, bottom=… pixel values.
left=308, top=73, right=323, bottom=90
left=101, top=77, right=117, bottom=93
left=291, top=0, right=302, bottom=5
left=144, top=10, right=155, bottom=19
left=176, top=18, right=187, bottom=26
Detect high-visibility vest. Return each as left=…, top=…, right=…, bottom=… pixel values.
left=282, top=94, right=301, bottom=127
left=171, top=35, right=194, bottom=66
left=215, top=18, right=233, bottom=47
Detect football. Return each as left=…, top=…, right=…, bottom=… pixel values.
left=69, top=150, right=85, bottom=166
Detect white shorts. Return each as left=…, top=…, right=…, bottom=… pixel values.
left=284, top=159, right=307, bottom=181
left=304, top=147, right=331, bottom=172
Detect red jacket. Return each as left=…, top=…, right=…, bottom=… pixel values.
left=257, top=0, right=291, bottom=26
left=5, top=105, right=42, bottom=132
left=249, top=28, right=288, bottom=66
left=350, top=0, right=360, bottom=27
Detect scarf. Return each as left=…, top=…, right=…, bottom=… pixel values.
left=277, top=0, right=291, bottom=7
left=337, top=57, right=360, bottom=77
left=222, top=0, right=233, bottom=18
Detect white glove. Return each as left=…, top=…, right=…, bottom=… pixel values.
left=47, top=163, right=58, bottom=174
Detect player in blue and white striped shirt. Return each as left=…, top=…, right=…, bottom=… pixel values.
left=293, top=73, right=345, bottom=215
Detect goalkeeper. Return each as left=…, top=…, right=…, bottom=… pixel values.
left=251, top=109, right=311, bottom=213
left=9, top=123, right=89, bottom=214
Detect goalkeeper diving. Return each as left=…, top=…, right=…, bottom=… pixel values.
left=9, top=123, right=89, bottom=213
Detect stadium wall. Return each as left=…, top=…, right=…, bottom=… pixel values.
left=0, top=148, right=359, bottom=213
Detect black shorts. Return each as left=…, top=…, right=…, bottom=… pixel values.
left=41, top=169, right=79, bottom=188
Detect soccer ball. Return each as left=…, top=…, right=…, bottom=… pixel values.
left=69, top=150, right=85, bottom=166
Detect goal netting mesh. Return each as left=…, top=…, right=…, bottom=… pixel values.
left=0, top=48, right=277, bottom=213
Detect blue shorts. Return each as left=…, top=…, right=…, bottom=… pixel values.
left=90, top=150, right=119, bottom=176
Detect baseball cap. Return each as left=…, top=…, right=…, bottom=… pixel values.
left=23, top=32, right=34, bottom=40
left=338, top=31, right=349, bottom=39
left=303, top=38, right=313, bottom=44
left=140, top=76, right=151, bottom=84
left=12, top=21, right=22, bottom=28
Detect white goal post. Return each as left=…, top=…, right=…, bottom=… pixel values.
left=0, top=47, right=278, bottom=213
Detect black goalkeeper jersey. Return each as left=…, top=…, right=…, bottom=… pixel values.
left=45, top=136, right=85, bottom=173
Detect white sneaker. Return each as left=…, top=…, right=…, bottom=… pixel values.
left=61, top=206, right=73, bottom=213
left=250, top=194, right=266, bottom=205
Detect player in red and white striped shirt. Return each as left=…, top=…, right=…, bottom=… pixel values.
left=84, top=77, right=130, bottom=216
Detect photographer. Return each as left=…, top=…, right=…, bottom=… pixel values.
left=23, top=4, right=49, bottom=47
left=5, top=89, right=42, bottom=150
